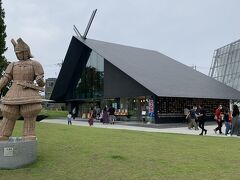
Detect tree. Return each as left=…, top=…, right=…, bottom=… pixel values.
left=0, top=1, right=9, bottom=96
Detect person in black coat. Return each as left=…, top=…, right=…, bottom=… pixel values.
left=198, top=105, right=207, bottom=135
left=231, top=104, right=239, bottom=136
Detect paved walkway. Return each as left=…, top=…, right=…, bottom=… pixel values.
left=41, top=119, right=240, bottom=138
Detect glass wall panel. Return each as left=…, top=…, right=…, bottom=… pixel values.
left=75, top=51, right=104, bottom=99
left=209, top=39, right=240, bottom=91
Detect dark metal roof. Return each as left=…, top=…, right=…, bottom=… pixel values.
left=75, top=36, right=240, bottom=100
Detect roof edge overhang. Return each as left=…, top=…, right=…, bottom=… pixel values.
left=73, top=36, right=240, bottom=101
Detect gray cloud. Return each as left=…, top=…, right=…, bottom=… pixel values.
left=3, top=0, right=240, bottom=78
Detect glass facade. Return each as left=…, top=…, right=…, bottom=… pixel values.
left=157, top=97, right=228, bottom=117
left=101, top=96, right=151, bottom=122
left=117, top=96, right=149, bottom=121
left=209, top=39, right=240, bottom=90
left=75, top=51, right=104, bottom=99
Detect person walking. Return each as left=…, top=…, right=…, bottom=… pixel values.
left=214, top=105, right=223, bottom=134
left=223, top=108, right=231, bottom=136
left=187, top=106, right=199, bottom=130
left=195, top=106, right=201, bottom=127
left=231, top=104, right=239, bottom=136
left=198, top=105, right=207, bottom=135
left=184, top=106, right=190, bottom=123
left=67, top=112, right=72, bottom=125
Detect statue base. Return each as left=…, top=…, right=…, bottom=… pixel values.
left=0, top=137, right=37, bottom=169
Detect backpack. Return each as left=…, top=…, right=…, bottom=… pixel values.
left=190, top=110, right=196, bottom=119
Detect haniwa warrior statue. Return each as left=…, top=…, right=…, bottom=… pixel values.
left=0, top=38, right=45, bottom=141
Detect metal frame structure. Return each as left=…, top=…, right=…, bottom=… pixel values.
left=73, top=9, right=97, bottom=39
left=209, top=39, right=240, bottom=90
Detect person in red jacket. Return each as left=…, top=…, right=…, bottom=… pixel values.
left=214, top=105, right=223, bottom=134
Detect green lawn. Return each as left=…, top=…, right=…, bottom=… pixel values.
left=39, top=109, right=68, bottom=119
left=1, top=121, right=240, bottom=180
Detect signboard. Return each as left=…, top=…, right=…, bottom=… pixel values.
left=141, top=111, right=146, bottom=115
left=4, top=147, right=14, bottom=157
left=148, top=99, right=155, bottom=117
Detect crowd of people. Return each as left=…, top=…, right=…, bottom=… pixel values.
left=93, top=105, right=116, bottom=125
left=186, top=104, right=240, bottom=136
left=87, top=105, right=116, bottom=126
left=67, top=103, right=240, bottom=136
left=66, top=105, right=116, bottom=126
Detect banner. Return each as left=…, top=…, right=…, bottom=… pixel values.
left=148, top=99, right=155, bottom=117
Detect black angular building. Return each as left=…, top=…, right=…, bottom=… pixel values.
left=51, top=36, right=240, bottom=123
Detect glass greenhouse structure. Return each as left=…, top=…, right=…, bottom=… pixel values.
left=209, top=39, right=240, bottom=90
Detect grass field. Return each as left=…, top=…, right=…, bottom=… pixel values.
left=1, top=121, right=240, bottom=180
left=39, top=109, right=68, bottom=119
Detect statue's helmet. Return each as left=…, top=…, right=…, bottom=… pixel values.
left=11, top=38, right=33, bottom=58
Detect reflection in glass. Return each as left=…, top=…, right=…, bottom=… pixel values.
left=75, top=51, right=104, bottom=99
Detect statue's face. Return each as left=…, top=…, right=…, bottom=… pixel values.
left=15, top=51, right=29, bottom=60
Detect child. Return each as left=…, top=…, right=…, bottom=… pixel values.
left=67, top=112, right=72, bottom=125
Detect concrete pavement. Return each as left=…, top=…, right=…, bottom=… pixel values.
left=41, top=119, right=240, bottom=138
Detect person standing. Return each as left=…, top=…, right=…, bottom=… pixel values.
left=108, top=105, right=116, bottom=124
left=96, top=105, right=101, bottom=120
left=88, top=107, right=94, bottom=126
left=214, top=105, right=223, bottom=134
left=231, top=104, right=239, bottom=136
left=72, top=107, right=76, bottom=120
left=198, top=105, right=207, bottom=135
left=67, top=112, right=72, bottom=125
left=102, top=106, right=109, bottom=124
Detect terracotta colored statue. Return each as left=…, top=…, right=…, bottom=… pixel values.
left=0, top=38, right=45, bottom=141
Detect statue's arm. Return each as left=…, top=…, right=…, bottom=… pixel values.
left=33, top=61, right=45, bottom=87
left=0, top=62, right=13, bottom=91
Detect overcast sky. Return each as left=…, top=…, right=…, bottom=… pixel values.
left=3, top=0, right=240, bottom=79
